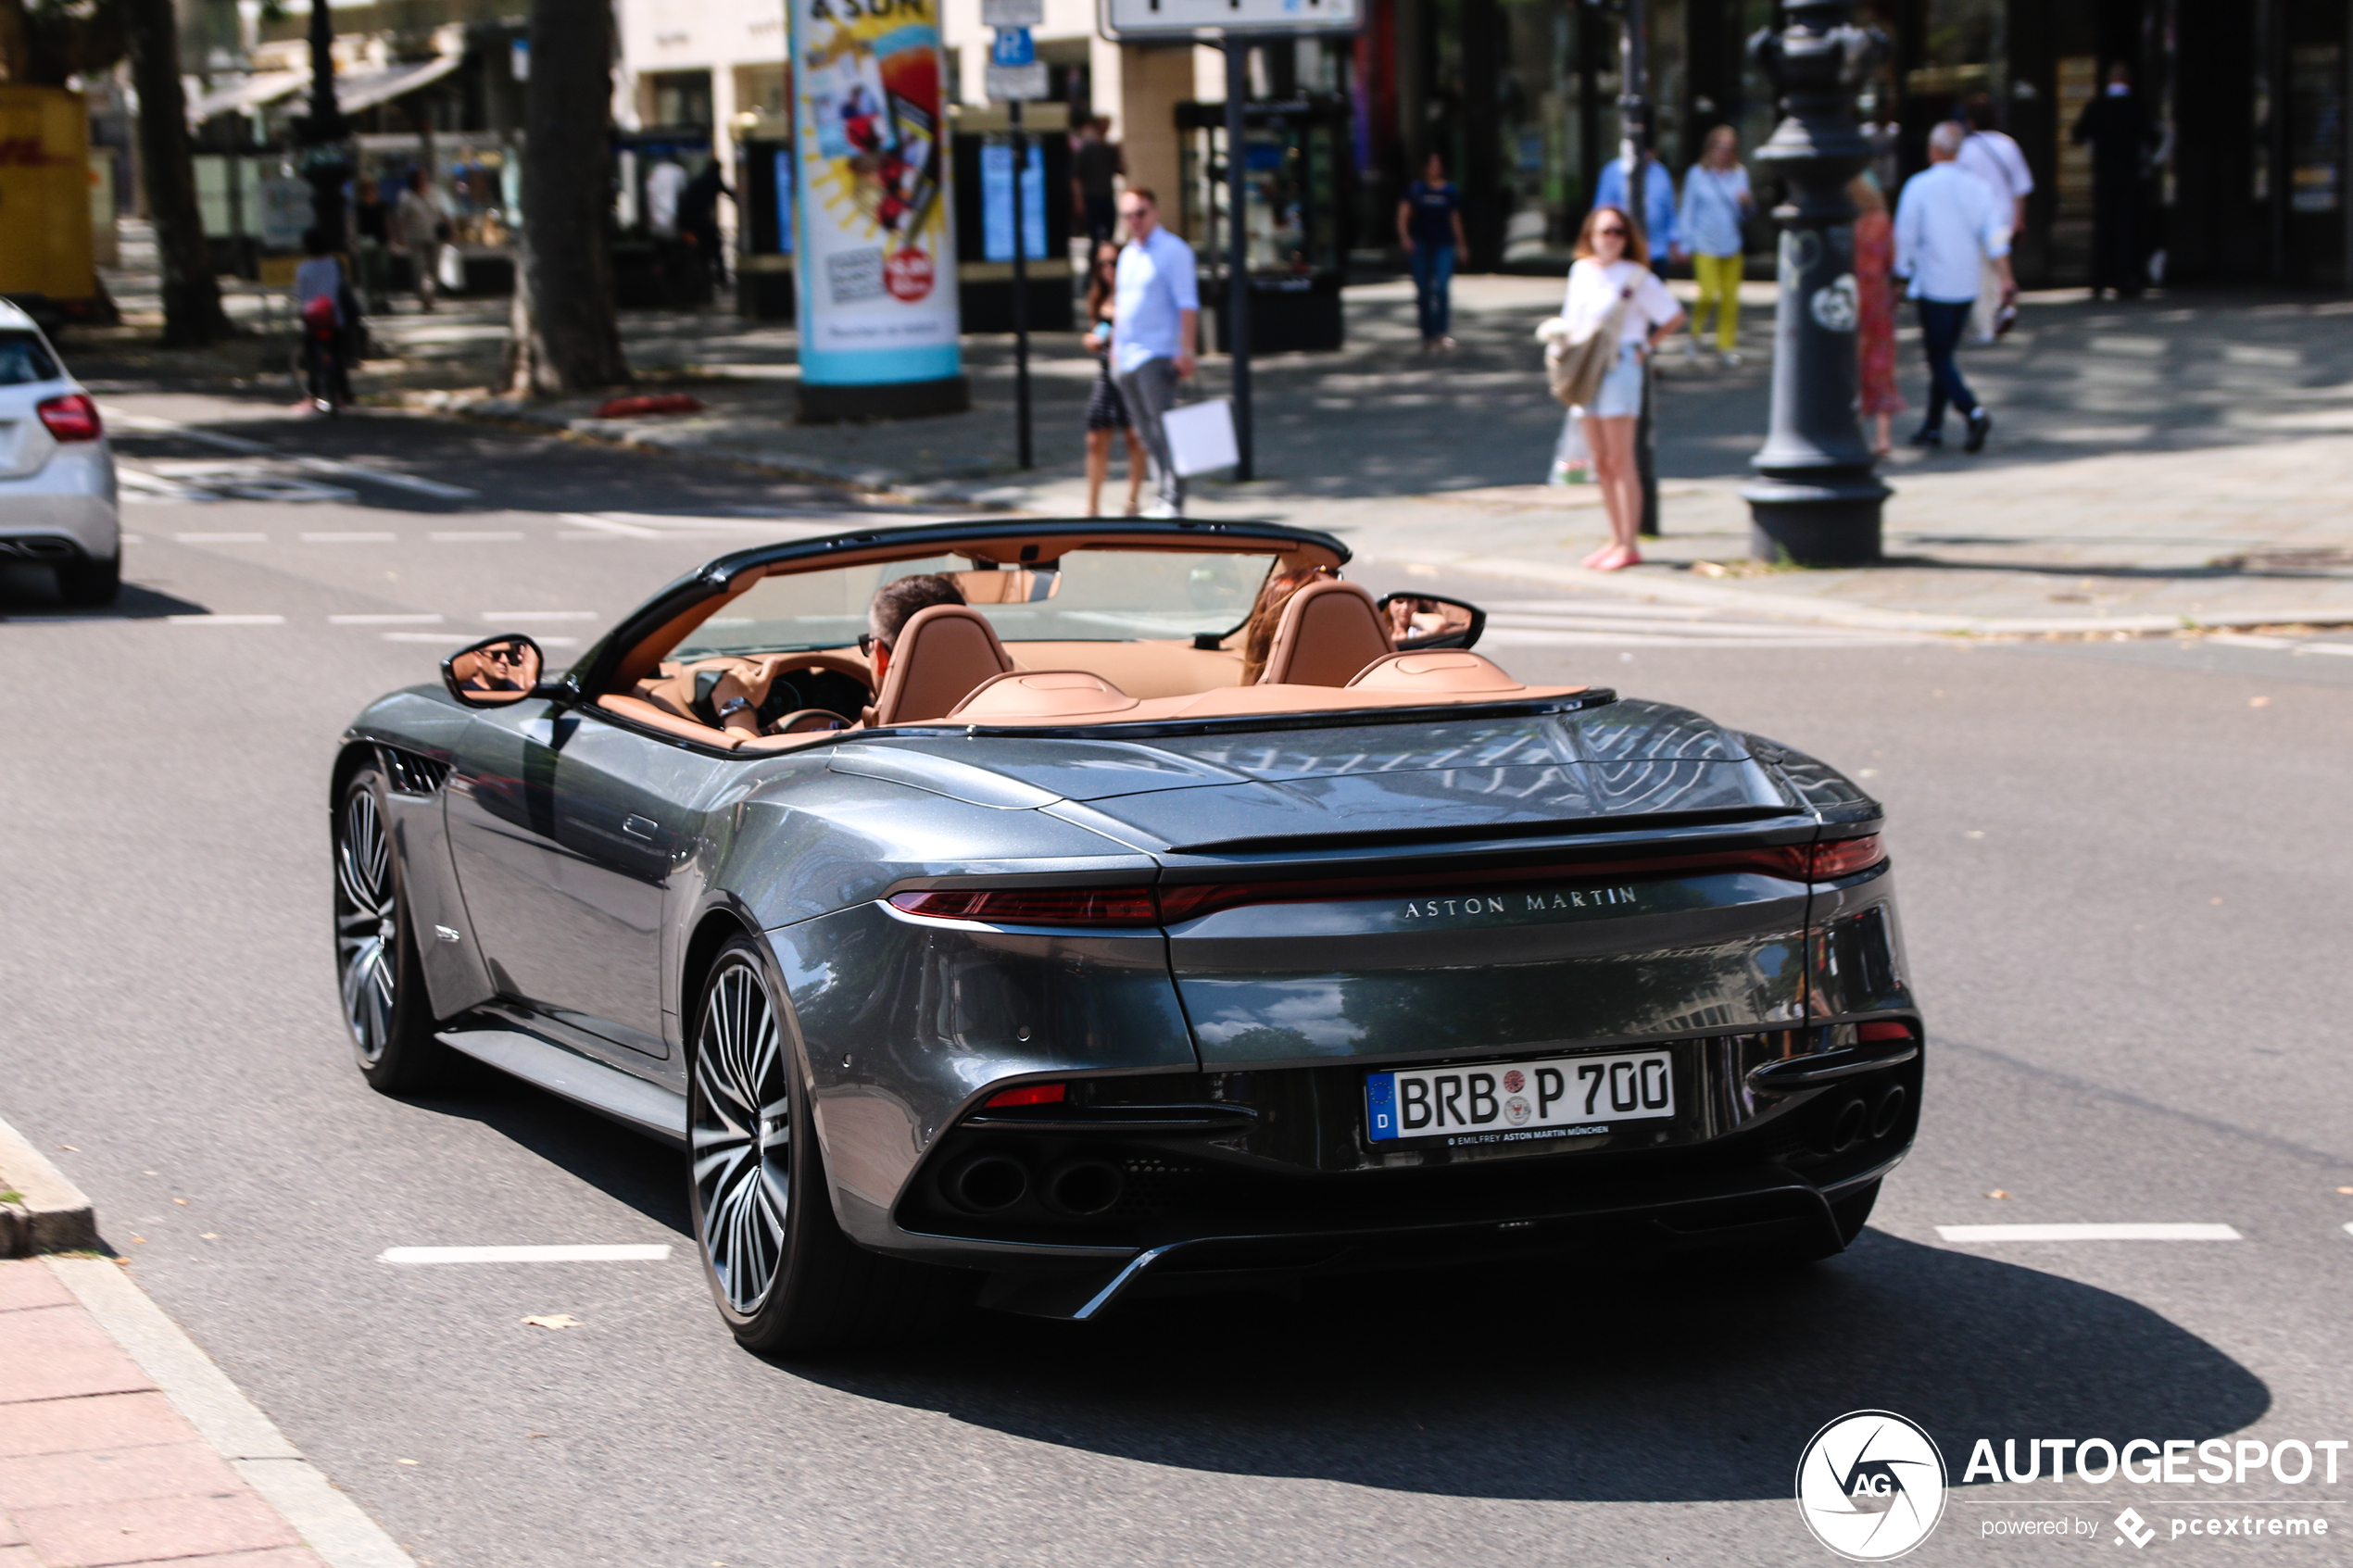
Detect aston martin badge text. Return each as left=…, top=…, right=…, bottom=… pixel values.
left=1402, top=887, right=1640, bottom=919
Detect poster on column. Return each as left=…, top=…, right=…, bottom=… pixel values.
left=792, top=0, right=961, bottom=388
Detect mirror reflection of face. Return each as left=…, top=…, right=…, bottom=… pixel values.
left=459, top=639, right=538, bottom=696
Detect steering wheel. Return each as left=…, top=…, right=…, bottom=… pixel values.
left=766, top=709, right=850, bottom=736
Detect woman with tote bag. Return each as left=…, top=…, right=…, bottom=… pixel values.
left=1549, top=205, right=1683, bottom=571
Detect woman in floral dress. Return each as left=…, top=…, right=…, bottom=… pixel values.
left=1851, top=175, right=1905, bottom=458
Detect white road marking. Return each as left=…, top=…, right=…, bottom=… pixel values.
left=117, top=468, right=219, bottom=503
left=1936, top=1223, right=2242, bottom=1243
left=302, top=532, right=398, bottom=544
left=173, top=532, right=268, bottom=544
left=98, top=407, right=273, bottom=454
left=1481, top=603, right=1923, bottom=649
left=430, top=531, right=525, bottom=542
left=559, top=511, right=663, bottom=538
left=166, top=614, right=285, bottom=626
left=481, top=609, right=598, bottom=621
left=2300, top=643, right=2353, bottom=659
left=379, top=1244, right=673, bottom=1264
left=330, top=613, right=443, bottom=624
left=293, top=455, right=478, bottom=499
left=382, top=633, right=459, bottom=643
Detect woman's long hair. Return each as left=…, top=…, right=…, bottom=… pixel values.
left=1084, top=241, right=1120, bottom=322
left=1573, top=204, right=1649, bottom=267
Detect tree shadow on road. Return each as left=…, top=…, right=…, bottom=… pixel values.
left=789, top=1231, right=2268, bottom=1504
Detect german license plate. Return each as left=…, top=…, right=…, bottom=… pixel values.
left=1365, top=1049, right=1675, bottom=1143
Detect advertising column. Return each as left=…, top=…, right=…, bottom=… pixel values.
left=790, top=0, right=967, bottom=420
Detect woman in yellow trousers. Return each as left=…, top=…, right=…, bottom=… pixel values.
left=1680, top=126, right=1754, bottom=365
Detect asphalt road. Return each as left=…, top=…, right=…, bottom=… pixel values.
left=4, top=395, right=2351, bottom=1567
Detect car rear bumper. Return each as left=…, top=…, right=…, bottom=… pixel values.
left=0, top=462, right=119, bottom=561
left=860, top=1037, right=1920, bottom=1316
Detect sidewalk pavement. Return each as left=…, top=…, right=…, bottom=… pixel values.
left=0, top=1125, right=410, bottom=1568
left=79, top=228, right=2353, bottom=634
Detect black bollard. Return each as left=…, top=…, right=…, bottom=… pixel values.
left=1742, top=0, right=1889, bottom=566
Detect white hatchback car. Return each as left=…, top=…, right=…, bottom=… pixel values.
left=0, top=299, right=119, bottom=605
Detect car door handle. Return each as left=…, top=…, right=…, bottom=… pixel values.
left=623, top=814, right=659, bottom=841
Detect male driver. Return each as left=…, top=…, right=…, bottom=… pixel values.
left=703, top=574, right=965, bottom=738
left=1894, top=119, right=2014, bottom=453
left=1112, top=187, right=1199, bottom=519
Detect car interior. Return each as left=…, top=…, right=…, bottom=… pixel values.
left=515, top=533, right=1584, bottom=752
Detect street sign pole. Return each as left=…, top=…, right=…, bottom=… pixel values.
left=986, top=2, right=1045, bottom=470
left=1010, top=96, right=1031, bottom=469
left=1621, top=0, right=1661, bottom=538
left=1224, top=38, right=1252, bottom=483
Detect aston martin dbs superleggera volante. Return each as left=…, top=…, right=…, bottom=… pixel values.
left=333, top=518, right=1920, bottom=1351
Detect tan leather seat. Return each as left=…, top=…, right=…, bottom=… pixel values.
left=1254, top=579, right=1394, bottom=686
left=866, top=604, right=1017, bottom=725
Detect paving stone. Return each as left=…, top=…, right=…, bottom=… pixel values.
left=0, top=1442, right=245, bottom=1511
left=0, top=1311, right=152, bottom=1405
left=0, top=1396, right=194, bottom=1461
left=11, top=1491, right=299, bottom=1568
left=0, top=1263, right=71, bottom=1314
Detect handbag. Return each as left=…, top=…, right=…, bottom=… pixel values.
left=1547, top=286, right=1635, bottom=409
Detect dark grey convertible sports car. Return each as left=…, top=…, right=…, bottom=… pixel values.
left=334, top=518, right=1919, bottom=1351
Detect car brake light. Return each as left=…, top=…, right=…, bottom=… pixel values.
left=984, top=1083, right=1066, bottom=1108
left=1856, top=1021, right=1914, bottom=1043
left=887, top=886, right=1158, bottom=926
left=36, top=394, right=102, bottom=443
left=1808, top=834, right=1886, bottom=881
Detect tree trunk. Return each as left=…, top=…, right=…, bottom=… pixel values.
left=122, top=0, right=228, bottom=345
left=507, top=0, right=627, bottom=395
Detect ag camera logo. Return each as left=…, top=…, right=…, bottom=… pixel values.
left=1797, top=1411, right=1948, bottom=1561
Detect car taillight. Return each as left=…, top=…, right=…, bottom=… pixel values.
left=887, top=886, right=1159, bottom=926
left=1808, top=834, right=1886, bottom=881
left=36, top=394, right=102, bottom=443
left=1857, top=1021, right=1914, bottom=1043
left=984, top=1083, right=1066, bottom=1108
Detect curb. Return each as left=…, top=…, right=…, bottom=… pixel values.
left=0, top=1111, right=98, bottom=1256
left=1349, top=543, right=2353, bottom=637
left=46, top=1255, right=421, bottom=1568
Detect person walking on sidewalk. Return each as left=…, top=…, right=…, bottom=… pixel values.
left=1112, top=187, right=1199, bottom=519
left=393, top=168, right=447, bottom=312
left=1398, top=153, right=1467, bottom=351
left=1563, top=205, right=1683, bottom=571
left=1593, top=148, right=1680, bottom=264
left=1072, top=118, right=1125, bottom=249
left=2072, top=62, right=2146, bottom=299
left=1957, top=94, right=2032, bottom=341
left=1894, top=120, right=2013, bottom=452
left=1679, top=126, right=1752, bottom=364
left=1082, top=241, right=1148, bottom=518
left=1850, top=175, right=1905, bottom=457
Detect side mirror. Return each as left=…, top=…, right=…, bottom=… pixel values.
left=1377, top=593, right=1485, bottom=651
left=442, top=634, right=562, bottom=708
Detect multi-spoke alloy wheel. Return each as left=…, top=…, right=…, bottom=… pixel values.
left=334, top=785, right=398, bottom=1065
left=692, top=951, right=791, bottom=1316
left=332, top=766, right=449, bottom=1093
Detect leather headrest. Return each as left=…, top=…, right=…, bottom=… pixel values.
left=869, top=604, right=1016, bottom=725
left=1256, top=579, right=1395, bottom=687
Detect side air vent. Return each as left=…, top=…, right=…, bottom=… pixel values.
left=381, top=746, right=451, bottom=797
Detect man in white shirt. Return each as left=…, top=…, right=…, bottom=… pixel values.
left=1956, top=96, right=2032, bottom=342
left=1894, top=120, right=2014, bottom=452
left=1111, top=188, right=1200, bottom=518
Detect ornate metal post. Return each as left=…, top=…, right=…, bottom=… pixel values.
left=1743, top=0, right=1888, bottom=565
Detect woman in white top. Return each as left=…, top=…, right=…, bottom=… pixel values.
left=1562, top=205, right=1684, bottom=571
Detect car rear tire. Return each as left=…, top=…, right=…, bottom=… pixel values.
left=334, top=766, right=455, bottom=1093
left=689, top=937, right=970, bottom=1355
left=55, top=555, right=120, bottom=608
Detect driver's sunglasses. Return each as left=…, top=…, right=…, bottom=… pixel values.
left=857, top=633, right=878, bottom=658
left=483, top=647, right=519, bottom=665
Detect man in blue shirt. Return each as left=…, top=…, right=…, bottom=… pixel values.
left=1894, top=120, right=2015, bottom=451
left=1112, top=187, right=1200, bottom=517
left=1593, top=150, right=1679, bottom=262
